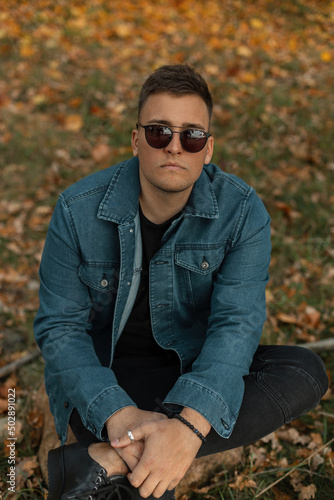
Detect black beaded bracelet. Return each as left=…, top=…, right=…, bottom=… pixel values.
left=172, top=413, right=207, bottom=443
left=155, top=398, right=207, bottom=444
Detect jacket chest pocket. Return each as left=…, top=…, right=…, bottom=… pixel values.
left=78, top=262, right=120, bottom=319
left=174, top=245, right=225, bottom=306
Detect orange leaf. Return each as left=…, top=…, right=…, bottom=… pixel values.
left=304, top=306, right=321, bottom=328
left=0, top=398, right=8, bottom=413
left=16, top=456, right=39, bottom=491
left=276, top=313, right=301, bottom=325
left=320, top=51, right=332, bottom=62
left=275, top=201, right=293, bottom=217
left=92, top=144, right=112, bottom=163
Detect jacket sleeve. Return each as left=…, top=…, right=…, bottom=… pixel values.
left=164, top=192, right=271, bottom=437
left=33, top=195, right=136, bottom=442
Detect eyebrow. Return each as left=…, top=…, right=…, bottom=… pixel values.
left=146, top=119, right=206, bottom=130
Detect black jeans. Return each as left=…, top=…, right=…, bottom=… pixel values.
left=70, top=345, right=328, bottom=498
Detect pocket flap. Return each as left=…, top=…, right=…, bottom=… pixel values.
left=175, top=246, right=224, bottom=275
left=78, top=262, right=119, bottom=292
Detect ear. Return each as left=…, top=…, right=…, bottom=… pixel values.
left=204, top=135, right=214, bottom=164
left=131, top=129, right=139, bottom=157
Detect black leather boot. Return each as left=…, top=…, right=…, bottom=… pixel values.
left=47, top=443, right=135, bottom=500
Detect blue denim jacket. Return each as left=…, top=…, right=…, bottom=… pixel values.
left=34, top=157, right=271, bottom=444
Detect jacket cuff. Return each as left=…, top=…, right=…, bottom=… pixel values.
left=84, top=385, right=137, bottom=440
left=163, top=378, right=239, bottom=438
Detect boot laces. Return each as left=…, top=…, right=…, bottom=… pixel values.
left=71, top=480, right=134, bottom=500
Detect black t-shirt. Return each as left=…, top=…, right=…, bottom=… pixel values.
left=113, top=206, right=180, bottom=360
left=112, top=207, right=181, bottom=409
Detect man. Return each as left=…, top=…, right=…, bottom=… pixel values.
left=34, top=65, right=328, bottom=500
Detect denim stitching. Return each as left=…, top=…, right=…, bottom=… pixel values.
left=256, top=371, right=290, bottom=422
left=256, top=364, right=323, bottom=423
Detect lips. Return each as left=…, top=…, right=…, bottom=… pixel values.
left=161, top=162, right=185, bottom=170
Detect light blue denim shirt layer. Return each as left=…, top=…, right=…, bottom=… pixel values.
left=34, top=157, right=271, bottom=444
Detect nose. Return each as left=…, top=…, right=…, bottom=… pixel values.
left=166, top=131, right=183, bottom=154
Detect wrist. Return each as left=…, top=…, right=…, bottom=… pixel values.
left=180, top=407, right=211, bottom=438
left=105, top=406, right=137, bottom=441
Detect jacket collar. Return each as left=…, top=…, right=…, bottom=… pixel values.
left=98, top=157, right=219, bottom=224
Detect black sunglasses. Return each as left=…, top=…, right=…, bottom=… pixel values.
left=137, top=123, right=211, bottom=153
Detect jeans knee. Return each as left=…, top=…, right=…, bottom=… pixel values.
left=293, top=347, right=328, bottom=398
left=283, top=347, right=328, bottom=421
left=257, top=346, right=328, bottom=423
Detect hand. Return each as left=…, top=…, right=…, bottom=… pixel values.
left=105, top=406, right=167, bottom=471
left=105, top=406, right=168, bottom=442
left=111, top=415, right=207, bottom=498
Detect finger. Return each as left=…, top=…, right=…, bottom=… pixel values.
left=117, top=442, right=144, bottom=471
left=152, top=480, right=170, bottom=499
left=111, top=421, right=156, bottom=448
left=117, top=451, right=138, bottom=472
left=110, top=437, right=131, bottom=448
left=128, top=466, right=150, bottom=490
left=167, top=479, right=179, bottom=491
left=136, top=474, right=159, bottom=498
left=110, top=427, right=143, bottom=448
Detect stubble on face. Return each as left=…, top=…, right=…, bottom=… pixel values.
left=132, top=93, right=214, bottom=199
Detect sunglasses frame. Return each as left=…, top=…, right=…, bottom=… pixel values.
left=136, top=123, right=211, bottom=153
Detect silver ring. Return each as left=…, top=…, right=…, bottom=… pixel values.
left=127, top=430, right=135, bottom=442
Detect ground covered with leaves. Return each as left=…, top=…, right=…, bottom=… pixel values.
left=0, top=0, right=333, bottom=498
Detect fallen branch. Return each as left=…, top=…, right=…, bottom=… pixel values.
left=301, top=338, right=334, bottom=352
left=255, top=436, right=334, bottom=498
left=0, top=347, right=41, bottom=379
left=316, top=410, right=334, bottom=420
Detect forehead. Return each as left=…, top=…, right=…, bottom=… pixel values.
left=140, top=92, right=210, bottom=128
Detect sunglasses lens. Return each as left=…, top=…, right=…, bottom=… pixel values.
left=142, top=125, right=209, bottom=153
left=145, top=125, right=172, bottom=149
left=181, top=129, right=208, bottom=153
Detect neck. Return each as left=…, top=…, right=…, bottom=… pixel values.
left=139, top=187, right=191, bottom=224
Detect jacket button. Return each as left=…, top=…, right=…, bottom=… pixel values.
left=64, top=401, right=69, bottom=409
left=201, top=261, right=209, bottom=270
left=100, top=278, right=108, bottom=287
left=221, top=418, right=229, bottom=429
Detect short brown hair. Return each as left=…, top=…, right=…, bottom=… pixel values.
left=138, top=65, right=213, bottom=122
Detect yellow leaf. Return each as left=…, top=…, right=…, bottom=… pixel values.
left=46, top=68, right=63, bottom=80
left=64, top=114, right=83, bottom=132
left=68, top=17, right=87, bottom=30
left=240, top=72, right=257, bottom=83
left=20, top=39, right=35, bottom=58
left=250, top=18, right=264, bottom=29
left=32, top=94, right=47, bottom=106
left=237, top=46, right=253, bottom=57
left=204, top=64, right=220, bottom=76
left=114, top=23, right=132, bottom=38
